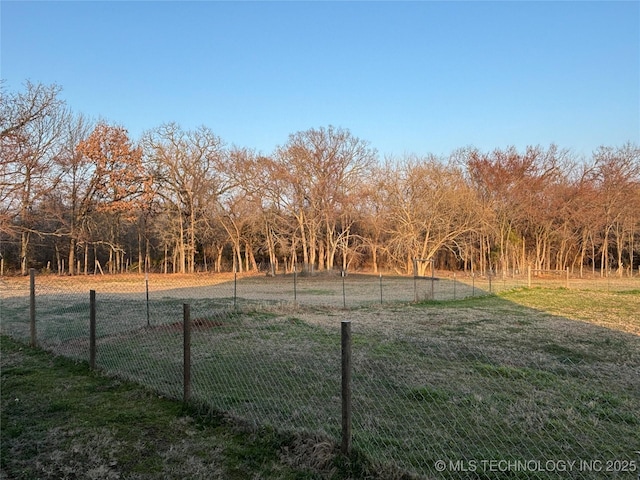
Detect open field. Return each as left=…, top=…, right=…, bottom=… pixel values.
left=1, top=270, right=638, bottom=310
left=1, top=273, right=639, bottom=478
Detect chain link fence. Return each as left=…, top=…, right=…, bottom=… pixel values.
left=2, top=271, right=639, bottom=479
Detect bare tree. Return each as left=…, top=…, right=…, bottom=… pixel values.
left=0, top=81, right=69, bottom=273
left=275, top=126, right=377, bottom=271
left=384, top=155, right=482, bottom=275
left=590, top=144, right=640, bottom=276
left=0, top=81, right=64, bottom=139
left=49, top=113, right=95, bottom=274
left=241, top=153, right=302, bottom=274
left=466, top=145, right=564, bottom=274
left=4, top=78, right=637, bottom=277
left=142, top=123, right=232, bottom=273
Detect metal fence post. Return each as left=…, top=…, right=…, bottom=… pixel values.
left=89, top=290, right=96, bottom=370
left=430, top=260, right=435, bottom=300
left=183, top=303, right=191, bottom=404
left=453, top=272, right=456, bottom=300
left=293, top=265, right=297, bottom=306
left=342, top=270, right=346, bottom=309
left=472, top=273, right=475, bottom=297
left=29, top=268, right=36, bottom=348
left=145, top=272, right=150, bottom=326
left=341, top=320, right=352, bottom=455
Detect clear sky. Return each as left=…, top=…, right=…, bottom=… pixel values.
left=2, top=1, right=639, bottom=158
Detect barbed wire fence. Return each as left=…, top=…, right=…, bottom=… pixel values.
left=1, top=270, right=638, bottom=479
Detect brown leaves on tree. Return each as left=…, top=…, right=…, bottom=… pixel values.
left=76, top=123, right=150, bottom=218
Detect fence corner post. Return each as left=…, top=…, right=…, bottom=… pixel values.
left=527, top=265, right=532, bottom=288
left=145, top=272, right=150, bottom=327
left=29, top=268, right=36, bottom=348
left=430, top=260, right=435, bottom=300
left=341, top=320, right=352, bottom=456
left=183, top=303, right=191, bottom=404
left=89, top=290, right=96, bottom=369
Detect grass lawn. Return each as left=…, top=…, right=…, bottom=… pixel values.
left=2, top=279, right=639, bottom=479
left=0, top=335, right=381, bottom=480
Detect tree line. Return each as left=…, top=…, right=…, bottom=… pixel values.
left=2, top=81, right=639, bottom=277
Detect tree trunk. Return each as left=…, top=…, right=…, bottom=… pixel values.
left=265, top=223, right=277, bottom=275
left=20, top=231, right=30, bottom=275
left=371, top=245, right=378, bottom=274
left=189, top=207, right=196, bottom=274
left=479, top=234, right=486, bottom=276
left=68, top=237, right=76, bottom=276
left=55, top=244, right=62, bottom=274
left=216, top=245, right=223, bottom=273
left=601, top=224, right=612, bottom=277
left=297, top=213, right=309, bottom=268
left=615, top=222, right=624, bottom=277
left=163, top=244, right=168, bottom=274
left=138, top=230, right=143, bottom=274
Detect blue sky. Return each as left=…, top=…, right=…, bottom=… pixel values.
left=2, top=1, right=638, bottom=158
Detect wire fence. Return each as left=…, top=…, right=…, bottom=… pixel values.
left=1, top=271, right=639, bottom=479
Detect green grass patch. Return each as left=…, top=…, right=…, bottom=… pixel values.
left=300, top=289, right=336, bottom=296
left=1, top=335, right=387, bottom=480
left=577, top=391, right=638, bottom=425
left=472, top=362, right=557, bottom=386
left=617, top=289, right=640, bottom=295
left=407, top=386, right=451, bottom=403
left=541, top=343, right=601, bottom=364
left=499, top=287, right=640, bottom=334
